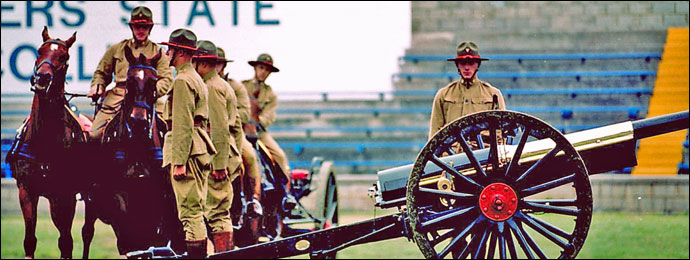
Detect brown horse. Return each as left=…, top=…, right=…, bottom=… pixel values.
left=81, top=46, right=185, bottom=257
left=6, top=26, right=87, bottom=259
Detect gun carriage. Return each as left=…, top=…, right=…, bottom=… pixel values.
left=127, top=109, right=689, bottom=259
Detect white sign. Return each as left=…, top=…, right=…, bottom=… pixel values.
left=1, top=1, right=410, bottom=97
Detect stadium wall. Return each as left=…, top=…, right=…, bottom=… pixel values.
left=3, top=175, right=688, bottom=215
left=409, top=1, right=689, bottom=53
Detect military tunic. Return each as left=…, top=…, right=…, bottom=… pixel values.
left=89, top=38, right=172, bottom=139
left=429, top=78, right=506, bottom=139
left=242, top=78, right=290, bottom=176
left=225, top=76, right=260, bottom=180
left=224, top=76, right=250, bottom=130
left=204, top=69, right=241, bottom=233
left=242, top=78, right=277, bottom=128
left=162, top=62, right=216, bottom=241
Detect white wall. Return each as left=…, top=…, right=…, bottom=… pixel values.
left=1, top=1, right=410, bottom=97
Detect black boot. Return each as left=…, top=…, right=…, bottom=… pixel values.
left=185, top=239, right=207, bottom=259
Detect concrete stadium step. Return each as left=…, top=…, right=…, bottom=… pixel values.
left=505, top=95, right=651, bottom=107
left=394, top=77, right=656, bottom=90
left=406, top=31, right=667, bottom=54
left=399, top=58, right=660, bottom=74
left=272, top=111, right=638, bottom=128
left=286, top=147, right=421, bottom=163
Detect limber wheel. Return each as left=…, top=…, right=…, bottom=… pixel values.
left=312, top=161, right=339, bottom=230
left=308, top=161, right=338, bottom=259
left=406, top=111, right=592, bottom=259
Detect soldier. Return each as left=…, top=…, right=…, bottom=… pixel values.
left=242, top=54, right=291, bottom=182
left=160, top=28, right=216, bottom=258
left=191, top=40, right=242, bottom=253
left=87, top=6, right=172, bottom=140
left=216, top=47, right=263, bottom=216
left=429, top=41, right=506, bottom=139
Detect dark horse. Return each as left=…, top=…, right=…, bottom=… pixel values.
left=6, top=26, right=87, bottom=259
left=81, top=46, right=185, bottom=257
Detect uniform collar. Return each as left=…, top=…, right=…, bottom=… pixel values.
left=251, top=78, right=264, bottom=88
left=128, top=38, right=152, bottom=49
left=175, top=62, right=193, bottom=73
left=459, top=77, right=479, bottom=88
left=202, top=68, right=219, bottom=82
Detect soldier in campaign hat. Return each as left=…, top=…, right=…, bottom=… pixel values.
left=429, top=41, right=506, bottom=139
left=216, top=48, right=264, bottom=218
left=160, top=28, right=216, bottom=258
left=242, top=54, right=291, bottom=185
left=241, top=54, right=295, bottom=238
left=88, top=6, right=173, bottom=140
left=191, top=40, right=242, bottom=253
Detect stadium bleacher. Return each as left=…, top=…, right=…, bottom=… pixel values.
left=0, top=51, right=668, bottom=175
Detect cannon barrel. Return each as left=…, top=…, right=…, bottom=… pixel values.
left=633, top=110, right=689, bottom=140
left=373, top=110, right=689, bottom=208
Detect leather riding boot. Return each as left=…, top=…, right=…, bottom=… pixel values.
left=210, top=231, right=233, bottom=253
left=185, top=239, right=207, bottom=259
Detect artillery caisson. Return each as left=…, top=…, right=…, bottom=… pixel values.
left=127, top=110, right=689, bottom=259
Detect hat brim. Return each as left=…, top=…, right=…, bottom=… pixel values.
left=192, top=55, right=219, bottom=62
left=447, top=55, right=489, bottom=61
left=128, top=20, right=154, bottom=25
left=217, top=58, right=234, bottom=63
left=160, top=42, right=197, bottom=51
left=248, top=61, right=279, bottom=72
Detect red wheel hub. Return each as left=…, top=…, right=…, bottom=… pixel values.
left=479, top=183, right=518, bottom=221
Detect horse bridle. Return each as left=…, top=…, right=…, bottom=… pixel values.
left=123, top=63, right=160, bottom=141
left=127, top=64, right=158, bottom=110
left=30, top=40, right=69, bottom=94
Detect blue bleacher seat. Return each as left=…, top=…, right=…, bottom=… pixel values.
left=393, top=70, right=656, bottom=83
left=400, top=52, right=662, bottom=63
left=2, top=163, right=11, bottom=178
left=281, top=142, right=426, bottom=155
left=289, top=160, right=411, bottom=169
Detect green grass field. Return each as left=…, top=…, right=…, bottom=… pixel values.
left=1, top=211, right=688, bottom=259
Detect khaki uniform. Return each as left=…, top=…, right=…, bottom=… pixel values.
left=162, top=62, right=216, bottom=241
left=90, top=38, right=173, bottom=139
left=224, top=76, right=250, bottom=129
left=242, top=78, right=290, bottom=177
left=225, top=75, right=260, bottom=180
left=204, top=69, right=242, bottom=233
left=429, top=78, right=505, bottom=139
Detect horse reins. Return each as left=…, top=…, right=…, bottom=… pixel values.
left=30, top=40, right=69, bottom=93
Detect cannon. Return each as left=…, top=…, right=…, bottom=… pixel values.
left=126, top=109, right=688, bottom=259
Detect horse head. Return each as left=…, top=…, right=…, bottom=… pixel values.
left=122, top=46, right=160, bottom=137
left=31, top=26, right=76, bottom=98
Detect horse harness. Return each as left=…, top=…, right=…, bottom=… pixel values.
left=30, top=40, right=70, bottom=93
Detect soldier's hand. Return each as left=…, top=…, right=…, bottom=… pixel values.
left=243, top=123, right=258, bottom=137
left=212, top=169, right=228, bottom=181
left=87, top=84, right=103, bottom=102
left=172, top=165, right=186, bottom=181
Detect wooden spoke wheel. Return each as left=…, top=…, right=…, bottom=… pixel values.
left=407, top=111, right=592, bottom=259
left=311, top=161, right=339, bottom=230
left=308, top=161, right=339, bottom=259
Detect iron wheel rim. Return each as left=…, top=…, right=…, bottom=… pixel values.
left=407, top=110, right=592, bottom=259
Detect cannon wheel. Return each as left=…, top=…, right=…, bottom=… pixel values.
left=406, top=110, right=592, bottom=259
left=309, top=160, right=338, bottom=259
left=312, top=160, right=339, bottom=230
